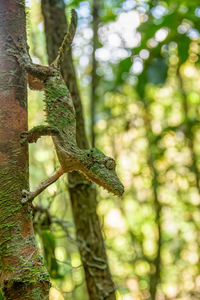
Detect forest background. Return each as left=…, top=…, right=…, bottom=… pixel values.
left=1, top=0, right=200, bottom=299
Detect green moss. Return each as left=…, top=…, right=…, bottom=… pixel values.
left=0, top=160, right=50, bottom=294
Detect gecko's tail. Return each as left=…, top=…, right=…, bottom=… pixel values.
left=51, top=9, right=78, bottom=68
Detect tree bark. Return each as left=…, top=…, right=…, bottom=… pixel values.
left=0, top=1, right=50, bottom=299
left=41, top=0, right=116, bottom=299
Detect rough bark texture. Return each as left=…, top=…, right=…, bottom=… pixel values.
left=41, top=0, right=116, bottom=299
left=0, top=1, right=50, bottom=299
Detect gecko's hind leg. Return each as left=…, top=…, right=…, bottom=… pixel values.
left=21, top=167, right=64, bottom=204
left=20, top=125, right=59, bottom=144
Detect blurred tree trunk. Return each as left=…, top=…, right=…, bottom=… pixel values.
left=0, top=1, right=50, bottom=299
left=143, top=100, right=161, bottom=300
left=177, top=69, right=200, bottom=272
left=41, top=1, right=116, bottom=299
left=91, top=0, right=99, bottom=147
left=178, top=69, right=200, bottom=194
left=148, top=151, right=161, bottom=300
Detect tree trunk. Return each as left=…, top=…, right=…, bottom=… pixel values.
left=177, top=69, right=200, bottom=274
left=41, top=1, right=116, bottom=299
left=0, top=1, right=50, bottom=299
left=143, top=100, right=161, bottom=300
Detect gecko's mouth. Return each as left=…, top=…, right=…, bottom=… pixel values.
left=80, top=169, right=124, bottom=197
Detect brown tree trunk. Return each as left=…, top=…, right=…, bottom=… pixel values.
left=41, top=0, right=116, bottom=299
left=0, top=1, right=50, bottom=299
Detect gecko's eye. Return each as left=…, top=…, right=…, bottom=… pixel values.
left=104, top=158, right=116, bottom=170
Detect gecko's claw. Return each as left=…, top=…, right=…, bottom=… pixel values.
left=22, top=189, right=29, bottom=196
left=7, top=48, right=19, bottom=60
left=21, top=189, right=30, bottom=205
left=7, top=48, right=15, bottom=54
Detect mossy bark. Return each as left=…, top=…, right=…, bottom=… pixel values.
left=41, top=0, right=116, bottom=299
left=0, top=1, right=50, bottom=299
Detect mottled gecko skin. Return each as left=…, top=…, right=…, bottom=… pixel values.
left=8, top=10, right=124, bottom=197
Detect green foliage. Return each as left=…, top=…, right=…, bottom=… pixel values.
left=114, top=57, right=132, bottom=86
left=178, top=35, right=191, bottom=65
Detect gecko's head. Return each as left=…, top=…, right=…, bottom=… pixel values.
left=80, top=148, right=124, bottom=197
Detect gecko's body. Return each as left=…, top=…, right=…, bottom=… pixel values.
left=44, top=74, right=78, bottom=171
left=9, top=10, right=124, bottom=200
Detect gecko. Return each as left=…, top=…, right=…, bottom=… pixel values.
left=8, top=10, right=124, bottom=202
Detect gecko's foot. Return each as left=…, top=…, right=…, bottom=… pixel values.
left=20, top=131, right=29, bottom=145
left=21, top=189, right=30, bottom=205
left=7, top=42, right=22, bottom=58
left=20, top=131, right=39, bottom=144
left=7, top=48, right=16, bottom=55
left=7, top=36, right=28, bottom=53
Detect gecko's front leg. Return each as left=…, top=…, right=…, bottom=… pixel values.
left=20, top=125, right=60, bottom=144
left=7, top=37, right=55, bottom=81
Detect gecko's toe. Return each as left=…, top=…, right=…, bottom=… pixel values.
left=20, top=131, right=29, bottom=144
left=22, top=189, right=29, bottom=196
left=21, top=189, right=30, bottom=205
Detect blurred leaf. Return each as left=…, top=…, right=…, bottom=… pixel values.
left=137, top=72, right=148, bottom=99
left=147, top=58, right=168, bottom=85
left=68, top=0, right=83, bottom=6
left=177, top=35, right=190, bottom=65
left=41, top=231, right=64, bottom=279
left=115, top=57, right=132, bottom=85
left=101, top=8, right=117, bottom=22
left=0, top=291, right=3, bottom=300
